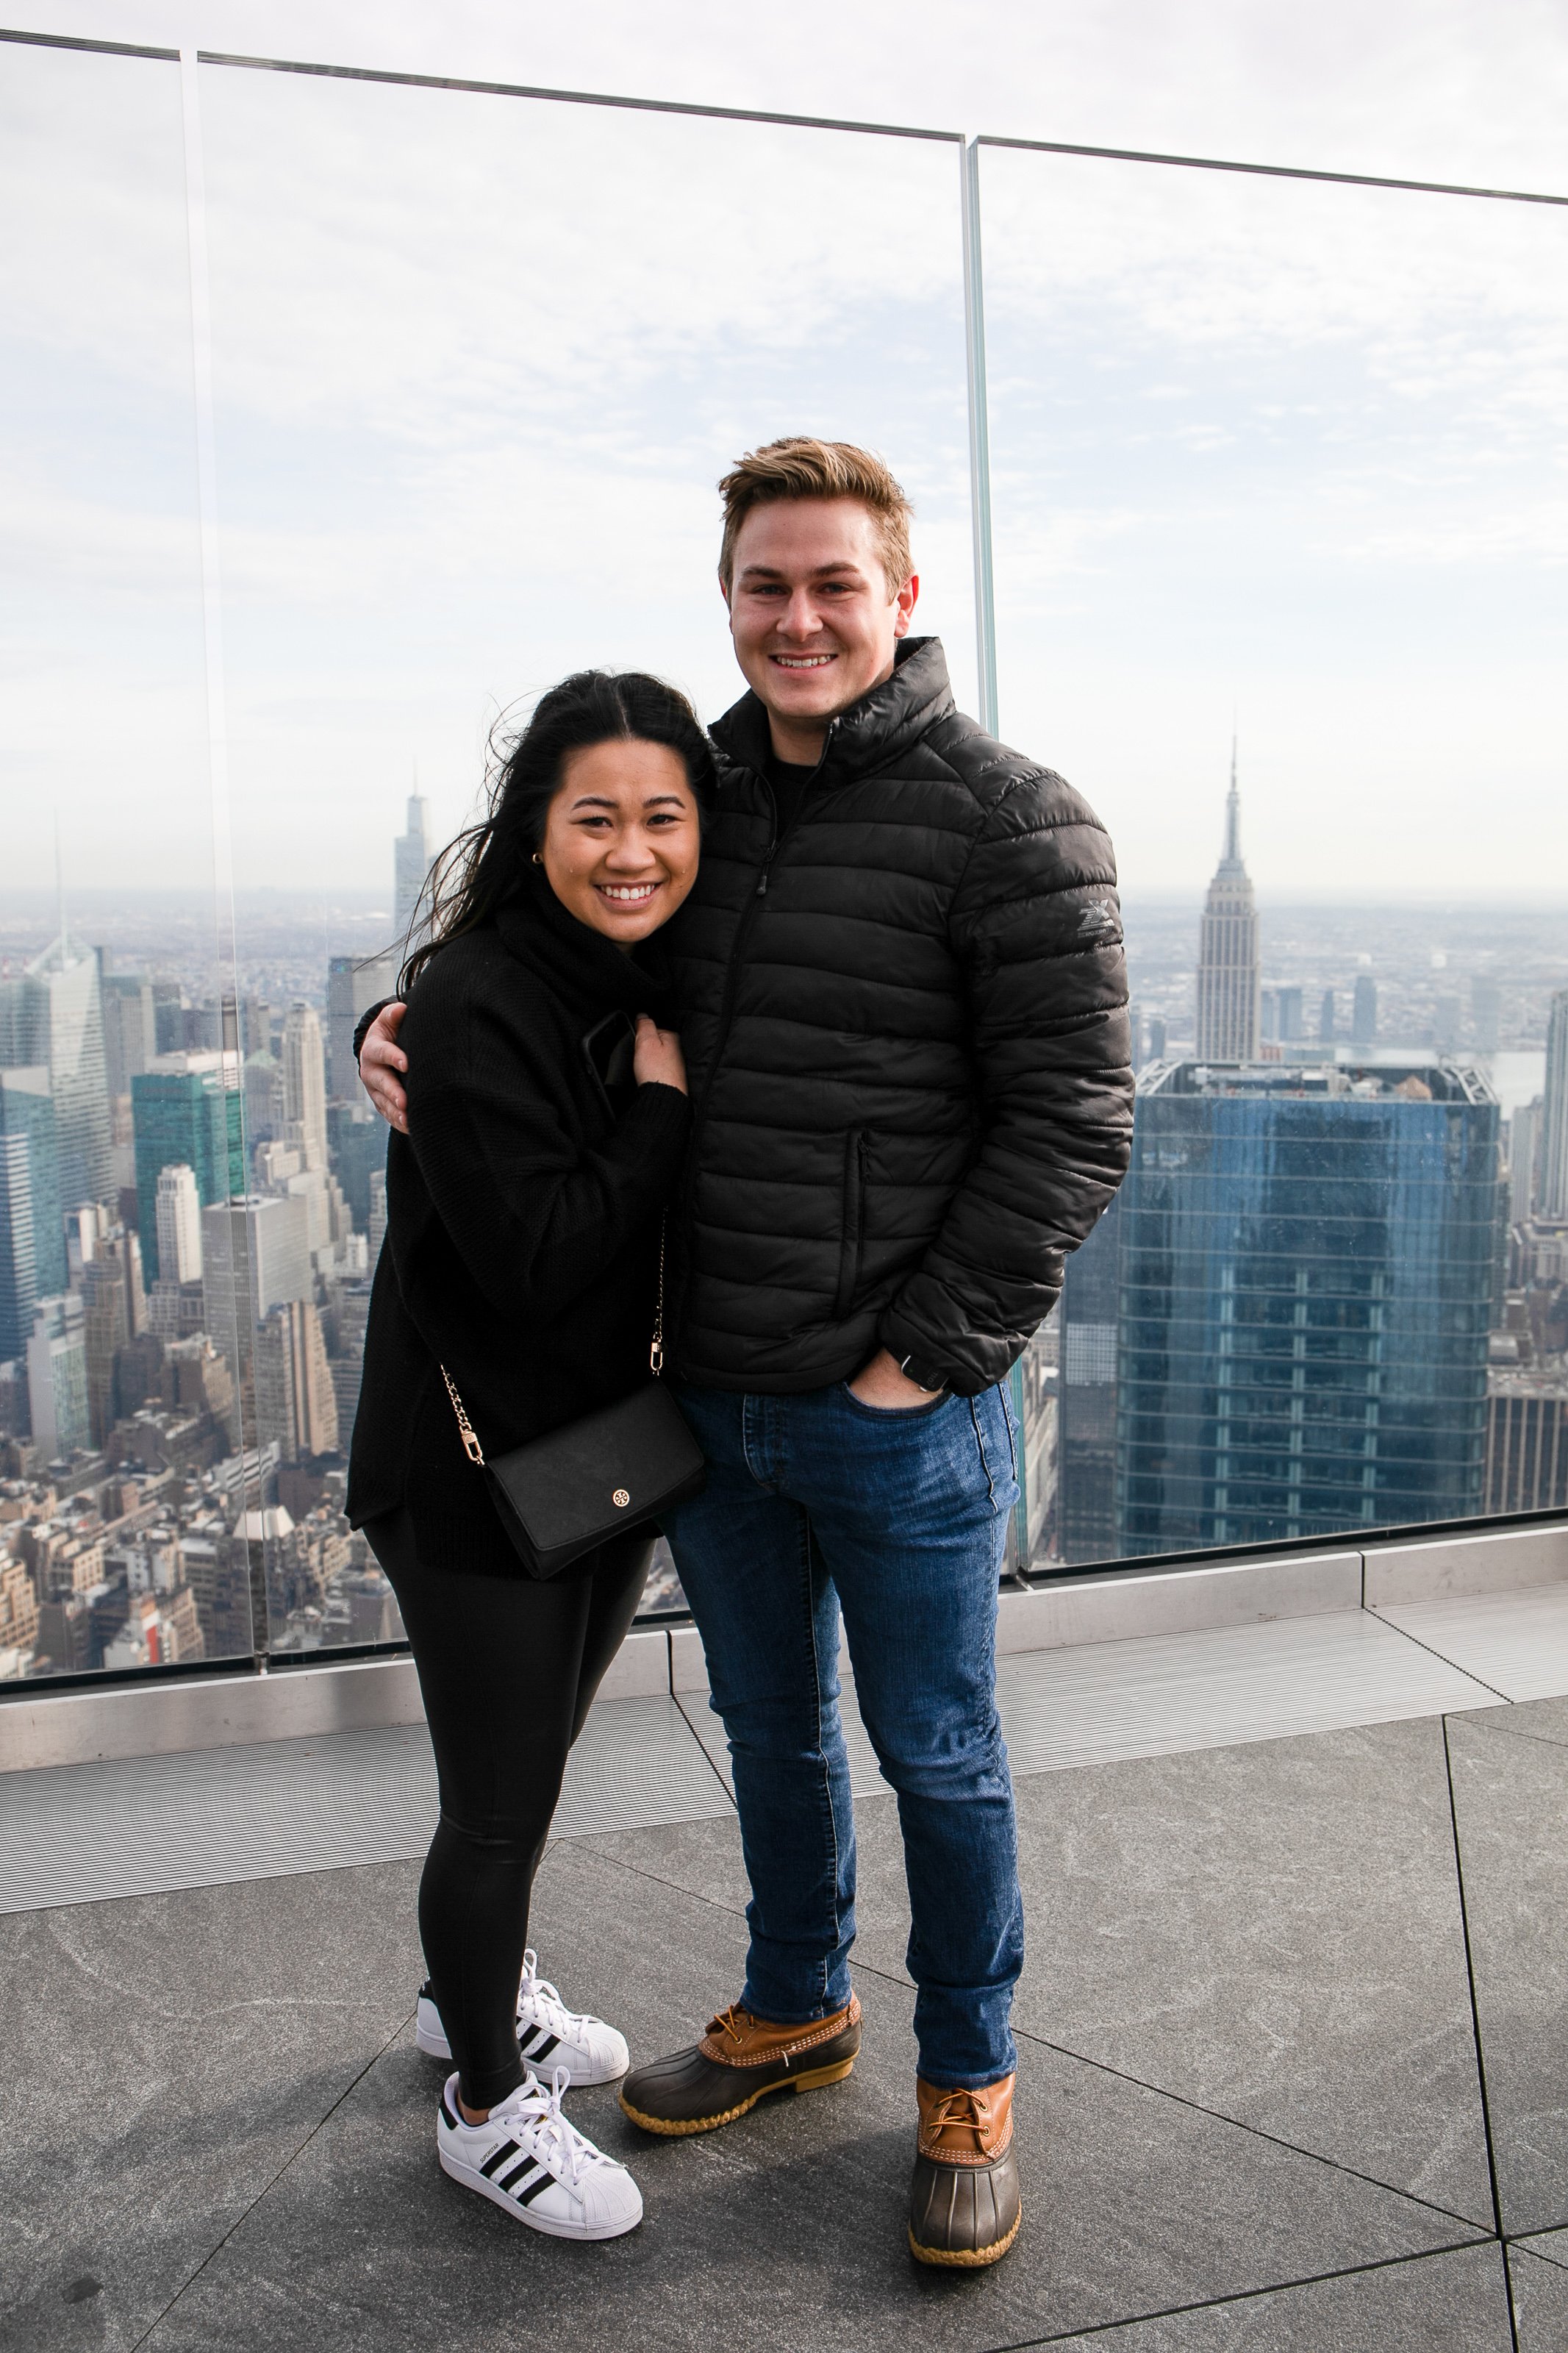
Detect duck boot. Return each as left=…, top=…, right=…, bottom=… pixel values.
left=907, top=2074, right=1021, bottom=2268
left=619, top=1995, right=861, bottom=2137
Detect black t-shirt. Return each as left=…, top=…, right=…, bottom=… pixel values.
left=765, top=753, right=818, bottom=840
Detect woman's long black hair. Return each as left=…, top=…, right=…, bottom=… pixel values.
left=399, top=669, right=715, bottom=993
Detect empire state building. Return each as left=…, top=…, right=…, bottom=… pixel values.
left=1195, top=745, right=1259, bottom=1063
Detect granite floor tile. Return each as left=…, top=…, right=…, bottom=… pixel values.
left=1508, top=2239, right=1568, bottom=2350
left=837, top=1723, right=1492, bottom=2224
left=569, top=1812, right=752, bottom=1922
left=1008, top=1718, right=1491, bottom=2223
left=0, top=1861, right=422, bottom=2353
left=1463, top=1692, right=1568, bottom=1752
left=1038, top=2242, right=1511, bottom=2349
left=1446, top=1712, right=1568, bottom=2237
left=136, top=1846, right=1483, bottom=2353
left=1511, top=2223, right=1568, bottom=2269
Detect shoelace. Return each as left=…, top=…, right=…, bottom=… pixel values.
left=710, top=2004, right=752, bottom=2046
left=504, top=2066, right=609, bottom=2193
left=924, top=2085, right=992, bottom=2152
left=519, top=1949, right=593, bottom=2040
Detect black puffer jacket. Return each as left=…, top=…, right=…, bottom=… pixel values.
left=664, top=635, right=1133, bottom=1396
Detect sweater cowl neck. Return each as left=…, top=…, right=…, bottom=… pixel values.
left=492, top=862, right=675, bottom=1026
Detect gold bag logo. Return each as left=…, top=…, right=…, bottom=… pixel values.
left=612, top=1488, right=631, bottom=1508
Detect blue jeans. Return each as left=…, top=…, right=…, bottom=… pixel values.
left=662, top=1379, right=1023, bottom=2089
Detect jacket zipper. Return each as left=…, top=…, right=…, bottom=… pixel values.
left=673, top=720, right=840, bottom=1351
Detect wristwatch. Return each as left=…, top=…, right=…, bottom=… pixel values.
left=898, top=1352, right=950, bottom=1396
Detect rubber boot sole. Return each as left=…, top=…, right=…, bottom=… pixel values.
left=620, top=2054, right=856, bottom=2137
left=908, top=2205, right=1023, bottom=2268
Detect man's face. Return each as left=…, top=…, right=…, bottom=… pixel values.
left=724, top=497, right=919, bottom=738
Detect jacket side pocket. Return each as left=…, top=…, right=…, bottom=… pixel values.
left=831, top=1130, right=867, bottom=1320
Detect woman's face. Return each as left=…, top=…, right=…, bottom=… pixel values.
left=539, top=738, right=701, bottom=945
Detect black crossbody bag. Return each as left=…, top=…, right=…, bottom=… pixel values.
left=439, top=1221, right=705, bottom=1578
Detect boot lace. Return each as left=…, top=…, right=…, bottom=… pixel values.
left=925, top=2085, right=992, bottom=2151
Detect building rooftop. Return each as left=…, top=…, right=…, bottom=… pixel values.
left=5, top=1554, right=1568, bottom=2349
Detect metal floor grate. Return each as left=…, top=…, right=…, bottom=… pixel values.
left=0, top=1693, right=732, bottom=1915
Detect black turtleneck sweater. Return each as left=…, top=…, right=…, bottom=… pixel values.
left=346, top=871, right=692, bottom=1574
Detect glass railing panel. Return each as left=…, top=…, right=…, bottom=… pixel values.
left=0, top=40, right=263, bottom=1679
left=979, top=143, right=1568, bottom=1567
left=194, top=60, right=974, bottom=1634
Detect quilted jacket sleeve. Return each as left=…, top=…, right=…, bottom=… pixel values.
left=877, top=770, right=1134, bottom=1394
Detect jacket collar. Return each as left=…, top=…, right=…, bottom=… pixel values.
left=492, top=864, right=674, bottom=1025
left=709, top=635, right=955, bottom=788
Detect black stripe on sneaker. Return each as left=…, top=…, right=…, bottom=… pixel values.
left=528, top=2033, right=559, bottom=2063
left=497, top=2153, right=543, bottom=2193
left=515, top=2166, right=556, bottom=2207
left=517, top=2026, right=543, bottom=2057
left=440, top=2090, right=461, bottom=2131
left=479, top=2140, right=520, bottom=2179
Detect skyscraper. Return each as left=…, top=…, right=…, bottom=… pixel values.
left=26, top=1293, right=90, bottom=1460
left=1509, top=1099, right=1542, bottom=1223
left=0, top=936, right=113, bottom=1210
left=394, top=793, right=432, bottom=949
left=155, top=1164, right=204, bottom=1285
left=0, top=1070, right=64, bottom=1357
left=327, top=951, right=399, bottom=1104
left=1194, top=745, right=1259, bottom=1064
left=280, top=1004, right=328, bottom=1174
left=132, top=1058, right=245, bottom=1279
left=1351, top=973, right=1378, bottom=1046
left=1056, top=1196, right=1123, bottom=1563
left=1116, top=1059, right=1500, bottom=1554
left=1541, top=989, right=1568, bottom=1220
left=81, top=1255, right=129, bottom=1447
left=254, top=1298, right=340, bottom=1463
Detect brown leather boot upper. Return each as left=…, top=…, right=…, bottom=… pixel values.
left=698, top=1998, right=859, bottom=2070
left=620, top=1994, right=862, bottom=2135
left=915, top=2073, right=1016, bottom=2164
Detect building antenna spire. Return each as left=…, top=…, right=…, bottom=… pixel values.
left=1224, top=731, right=1241, bottom=864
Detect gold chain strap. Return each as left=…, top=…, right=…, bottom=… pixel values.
left=441, top=1215, right=669, bottom=1471
left=439, top=1363, right=485, bottom=1465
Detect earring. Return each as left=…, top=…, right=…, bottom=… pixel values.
left=532, top=851, right=543, bottom=864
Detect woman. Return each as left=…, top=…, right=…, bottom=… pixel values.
left=347, top=669, right=709, bottom=2242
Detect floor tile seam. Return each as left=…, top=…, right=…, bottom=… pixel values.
left=670, top=1692, right=740, bottom=1810
left=1440, top=1715, right=1513, bottom=2293
left=978, top=2235, right=1501, bottom=2351
left=1370, top=1614, right=1517, bottom=1704
left=123, top=2005, right=419, bottom=2353
left=835, top=1947, right=1497, bottom=2235
left=1506, top=2232, right=1568, bottom=2271
left=1447, top=1711, right=1568, bottom=1760
left=542, top=1835, right=750, bottom=1923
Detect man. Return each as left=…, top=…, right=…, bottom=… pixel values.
left=360, top=437, right=1133, bottom=2264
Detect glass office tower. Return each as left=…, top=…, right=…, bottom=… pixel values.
left=1116, top=1061, right=1502, bottom=1554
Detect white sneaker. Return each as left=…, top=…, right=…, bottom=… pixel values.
left=416, top=1949, right=631, bottom=2085
left=437, top=2068, right=643, bottom=2240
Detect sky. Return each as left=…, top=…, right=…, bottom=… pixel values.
left=1, top=1, right=1566, bottom=902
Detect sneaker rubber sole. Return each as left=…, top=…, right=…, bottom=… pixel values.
left=619, top=2054, right=856, bottom=2138
left=437, top=2143, right=642, bottom=2240
left=908, top=2204, right=1022, bottom=2268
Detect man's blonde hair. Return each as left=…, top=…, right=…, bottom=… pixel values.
left=717, top=437, right=914, bottom=597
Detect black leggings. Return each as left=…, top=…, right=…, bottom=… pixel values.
left=366, top=1510, right=651, bottom=2109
